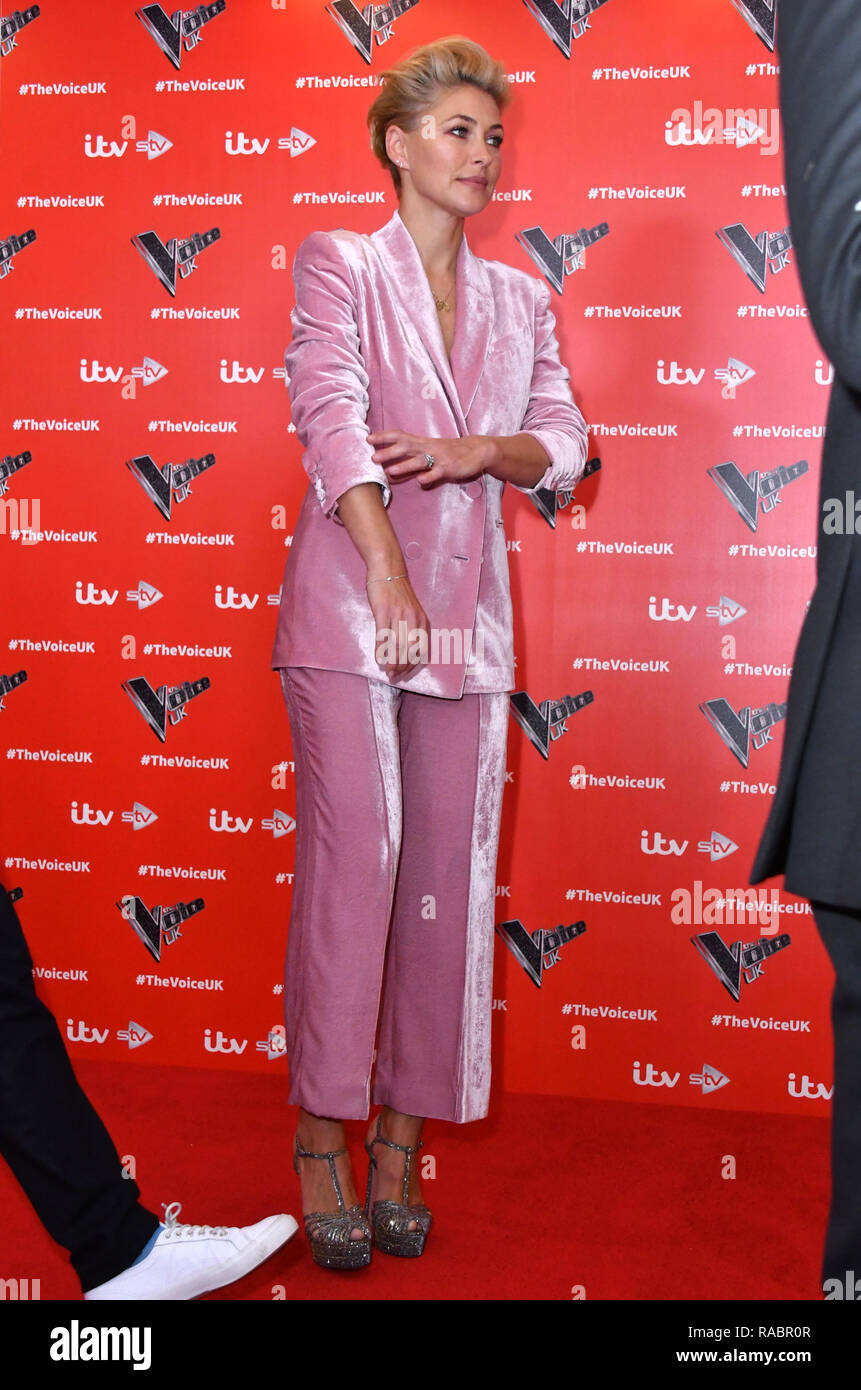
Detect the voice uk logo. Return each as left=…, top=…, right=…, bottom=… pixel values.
left=531, top=456, right=601, bottom=528
left=127, top=451, right=215, bottom=519
left=0, top=669, right=27, bottom=713
left=0, top=228, right=36, bottom=280
left=497, top=916, right=587, bottom=987
left=136, top=2, right=226, bottom=69
left=510, top=688, right=594, bottom=760
left=731, top=0, right=777, bottom=52
left=118, top=891, right=205, bottom=961
left=692, top=929, right=791, bottom=1002
left=327, top=0, right=421, bottom=64
left=717, top=222, right=792, bottom=294
left=517, top=221, right=610, bottom=292
left=700, top=696, right=787, bottom=768
left=0, top=5, right=40, bottom=59
left=123, top=673, right=211, bottom=743
left=524, top=0, right=615, bottom=58
left=708, top=458, right=808, bottom=532
left=132, top=227, right=220, bottom=296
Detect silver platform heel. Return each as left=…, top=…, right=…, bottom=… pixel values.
left=293, top=1136, right=372, bottom=1269
left=364, top=1113, right=433, bottom=1257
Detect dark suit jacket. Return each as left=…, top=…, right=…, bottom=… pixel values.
left=751, top=0, right=861, bottom=906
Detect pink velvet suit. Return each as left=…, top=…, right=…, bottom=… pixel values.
left=271, top=207, right=588, bottom=1121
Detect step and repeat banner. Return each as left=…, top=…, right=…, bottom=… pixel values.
left=2, top=0, right=831, bottom=1118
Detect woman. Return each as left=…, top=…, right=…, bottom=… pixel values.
left=270, top=35, right=588, bottom=1269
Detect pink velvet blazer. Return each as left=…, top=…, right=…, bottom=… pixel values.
left=270, top=207, right=588, bottom=698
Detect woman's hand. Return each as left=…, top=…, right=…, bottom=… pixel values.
left=367, top=431, right=499, bottom=488
left=365, top=570, right=430, bottom=681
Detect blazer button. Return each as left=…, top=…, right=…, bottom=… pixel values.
left=405, top=541, right=422, bottom=558
left=461, top=480, right=484, bottom=500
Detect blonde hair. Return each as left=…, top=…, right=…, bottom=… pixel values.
left=367, top=36, right=511, bottom=196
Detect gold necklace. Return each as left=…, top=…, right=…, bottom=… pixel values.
left=431, top=280, right=456, bottom=312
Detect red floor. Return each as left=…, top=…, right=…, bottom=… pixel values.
left=0, top=1059, right=830, bottom=1300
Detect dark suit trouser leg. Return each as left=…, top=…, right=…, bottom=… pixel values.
left=0, top=887, right=160, bottom=1293
left=810, top=901, right=861, bottom=1287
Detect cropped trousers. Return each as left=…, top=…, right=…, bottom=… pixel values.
left=278, top=666, right=510, bottom=1124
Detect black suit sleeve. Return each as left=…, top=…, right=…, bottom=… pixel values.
left=777, top=0, right=861, bottom=395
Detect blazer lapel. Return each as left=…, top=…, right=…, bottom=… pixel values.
left=369, top=207, right=495, bottom=430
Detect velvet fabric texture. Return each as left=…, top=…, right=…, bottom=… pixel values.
left=270, top=206, right=588, bottom=698
left=279, top=667, right=509, bottom=1123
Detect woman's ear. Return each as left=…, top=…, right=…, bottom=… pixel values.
left=386, top=126, right=406, bottom=171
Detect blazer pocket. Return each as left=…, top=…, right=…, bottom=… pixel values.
left=488, top=327, right=532, bottom=358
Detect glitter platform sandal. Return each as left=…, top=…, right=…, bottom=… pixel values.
left=293, top=1136, right=372, bottom=1270
left=363, top=1113, right=433, bottom=1258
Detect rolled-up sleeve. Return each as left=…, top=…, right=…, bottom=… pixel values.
left=284, top=230, right=391, bottom=525
left=510, top=278, right=589, bottom=494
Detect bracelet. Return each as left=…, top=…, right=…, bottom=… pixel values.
left=365, top=572, right=407, bottom=585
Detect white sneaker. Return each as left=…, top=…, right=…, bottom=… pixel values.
left=83, top=1201, right=299, bottom=1300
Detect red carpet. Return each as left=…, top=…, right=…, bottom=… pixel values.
left=0, top=1059, right=829, bottom=1300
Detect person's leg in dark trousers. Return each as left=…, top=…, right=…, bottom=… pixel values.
left=0, top=886, right=159, bottom=1293
left=810, top=900, right=861, bottom=1288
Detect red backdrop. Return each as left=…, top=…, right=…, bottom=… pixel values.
left=1, top=0, right=830, bottom=1117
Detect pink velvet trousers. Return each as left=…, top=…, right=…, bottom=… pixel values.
left=278, top=666, right=510, bottom=1124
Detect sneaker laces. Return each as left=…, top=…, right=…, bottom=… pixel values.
left=161, top=1200, right=229, bottom=1239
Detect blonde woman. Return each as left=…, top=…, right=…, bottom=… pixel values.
left=271, top=35, right=588, bottom=1268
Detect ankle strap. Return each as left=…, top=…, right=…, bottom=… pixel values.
left=371, top=1132, right=424, bottom=1156
left=295, top=1139, right=348, bottom=1162
left=369, top=1112, right=423, bottom=1156
left=367, top=1115, right=424, bottom=1205
left=293, top=1137, right=350, bottom=1210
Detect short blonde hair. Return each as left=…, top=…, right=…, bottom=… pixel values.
left=367, top=36, right=511, bottom=196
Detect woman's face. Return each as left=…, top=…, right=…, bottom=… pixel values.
left=388, top=82, right=504, bottom=215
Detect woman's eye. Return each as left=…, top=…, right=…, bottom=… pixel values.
left=448, top=126, right=503, bottom=147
